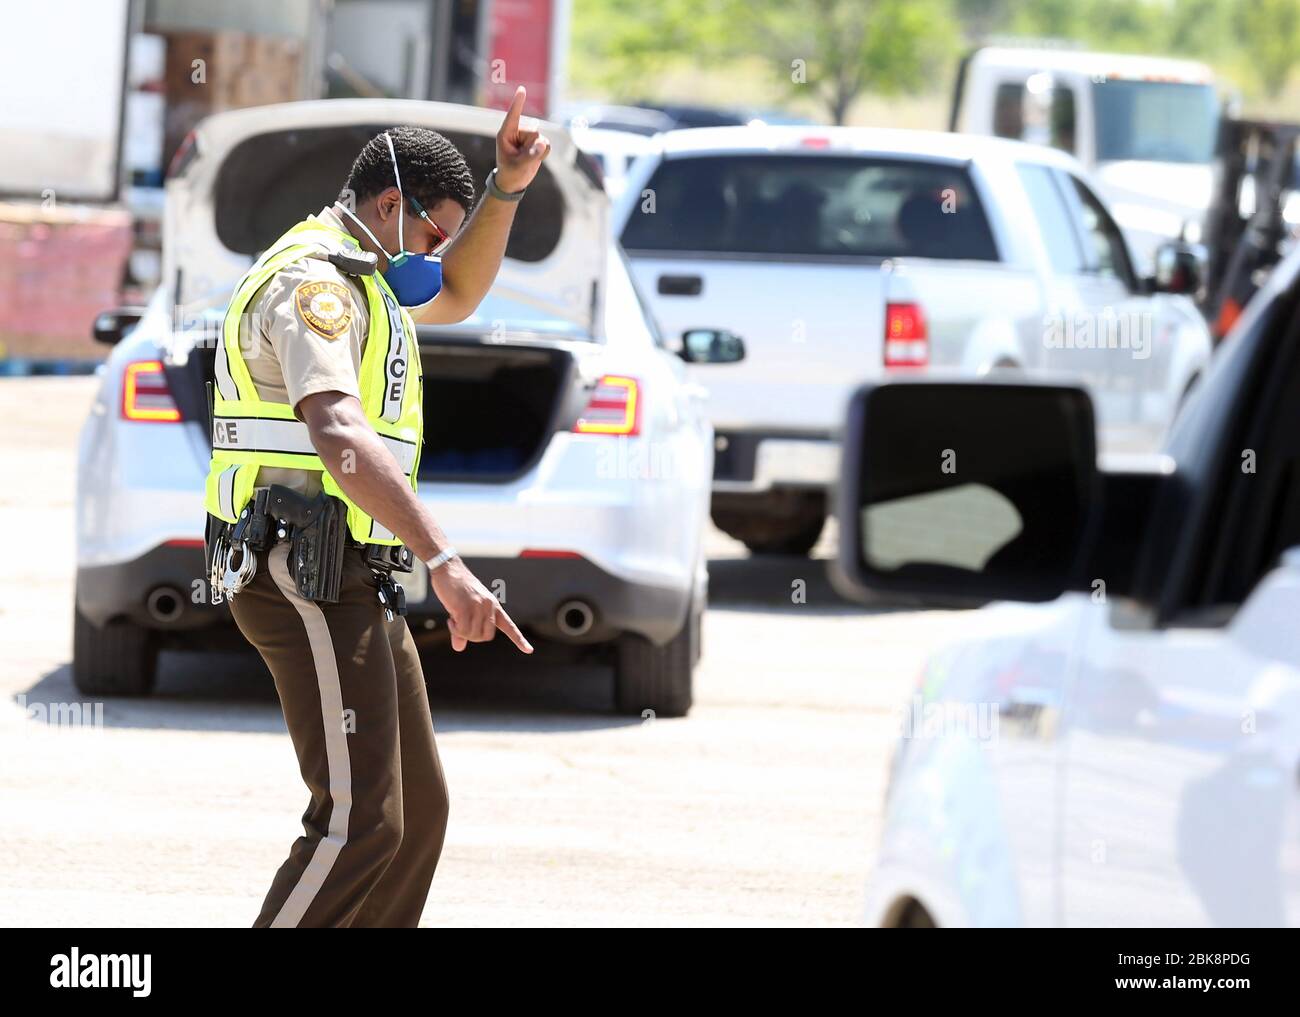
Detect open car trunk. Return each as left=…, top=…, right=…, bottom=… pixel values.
left=416, top=336, right=577, bottom=482
left=165, top=98, right=607, bottom=341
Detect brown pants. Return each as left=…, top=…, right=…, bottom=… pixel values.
left=228, top=542, right=449, bottom=927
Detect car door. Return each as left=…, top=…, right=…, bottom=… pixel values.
left=1057, top=171, right=1177, bottom=451
left=1060, top=279, right=1300, bottom=926
left=1015, top=162, right=1136, bottom=439
left=1014, top=161, right=1094, bottom=381
left=1064, top=564, right=1300, bottom=926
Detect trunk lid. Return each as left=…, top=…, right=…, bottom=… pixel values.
left=164, top=98, right=607, bottom=339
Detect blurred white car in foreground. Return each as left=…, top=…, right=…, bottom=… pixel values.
left=75, top=100, right=739, bottom=716
left=837, top=245, right=1300, bottom=927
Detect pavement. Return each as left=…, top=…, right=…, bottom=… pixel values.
left=0, top=376, right=992, bottom=927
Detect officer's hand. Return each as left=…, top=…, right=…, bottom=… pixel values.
left=495, top=85, right=551, bottom=193
left=429, top=557, right=533, bottom=654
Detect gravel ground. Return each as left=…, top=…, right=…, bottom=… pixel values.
left=0, top=376, right=989, bottom=927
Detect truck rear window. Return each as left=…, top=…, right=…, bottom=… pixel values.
left=621, top=154, right=998, bottom=261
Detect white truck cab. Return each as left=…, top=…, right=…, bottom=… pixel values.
left=951, top=45, right=1220, bottom=273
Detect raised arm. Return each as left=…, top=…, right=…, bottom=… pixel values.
left=410, top=85, right=551, bottom=325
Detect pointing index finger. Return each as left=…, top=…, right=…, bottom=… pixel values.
left=494, top=603, right=534, bottom=654
left=501, top=85, right=526, bottom=139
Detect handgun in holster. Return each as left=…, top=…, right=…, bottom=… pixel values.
left=265, top=484, right=348, bottom=603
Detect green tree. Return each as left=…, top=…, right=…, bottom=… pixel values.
left=1238, top=0, right=1300, bottom=97
left=569, top=0, right=956, bottom=125
left=569, top=0, right=709, bottom=98
left=1164, top=0, right=1237, bottom=62
left=718, top=0, right=958, bottom=125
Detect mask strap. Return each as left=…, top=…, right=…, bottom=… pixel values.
left=333, top=201, right=394, bottom=261
left=384, top=131, right=405, bottom=255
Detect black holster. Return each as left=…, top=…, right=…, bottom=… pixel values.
left=263, top=485, right=349, bottom=603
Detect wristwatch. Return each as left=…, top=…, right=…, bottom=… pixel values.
left=424, top=546, right=459, bottom=572
left=485, top=167, right=526, bottom=203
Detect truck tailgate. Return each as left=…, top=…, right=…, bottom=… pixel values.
left=628, top=256, right=887, bottom=432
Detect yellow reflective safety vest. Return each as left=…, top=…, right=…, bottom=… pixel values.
left=204, top=215, right=423, bottom=547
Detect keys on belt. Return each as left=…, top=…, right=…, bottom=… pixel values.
left=361, top=540, right=412, bottom=622
left=375, top=571, right=407, bottom=622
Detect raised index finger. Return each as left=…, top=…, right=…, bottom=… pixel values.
left=500, top=85, right=526, bottom=139
left=494, top=603, right=534, bottom=654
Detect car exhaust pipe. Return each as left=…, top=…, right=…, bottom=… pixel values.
left=555, top=599, right=594, bottom=638
left=146, top=586, right=185, bottom=625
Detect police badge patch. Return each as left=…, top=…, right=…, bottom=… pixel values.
left=294, top=280, right=353, bottom=339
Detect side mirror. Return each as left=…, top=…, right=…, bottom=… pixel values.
left=835, top=380, right=1098, bottom=605
left=1151, top=240, right=1207, bottom=296
left=679, top=328, right=745, bottom=364
left=1020, top=71, right=1056, bottom=148
left=92, top=307, right=147, bottom=345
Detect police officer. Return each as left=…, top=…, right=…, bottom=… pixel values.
left=204, top=88, right=546, bottom=927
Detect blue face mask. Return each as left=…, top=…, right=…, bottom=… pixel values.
left=336, top=132, right=445, bottom=307
left=381, top=242, right=443, bottom=307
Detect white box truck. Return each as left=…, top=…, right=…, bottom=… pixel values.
left=951, top=45, right=1221, bottom=273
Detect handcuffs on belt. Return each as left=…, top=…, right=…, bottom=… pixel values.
left=207, top=485, right=413, bottom=620
left=207, top=490, right=274, bottom=605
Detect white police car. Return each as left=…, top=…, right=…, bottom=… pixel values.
left=75, top=100, right=741, bottom=716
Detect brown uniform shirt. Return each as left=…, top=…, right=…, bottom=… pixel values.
left=240, top=206, right=370, bottom=498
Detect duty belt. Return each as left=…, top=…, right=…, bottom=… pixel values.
left=206, top=485, right=412, bottom=619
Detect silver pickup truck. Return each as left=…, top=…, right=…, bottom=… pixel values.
left=613, top=126, right=1212, bottom=555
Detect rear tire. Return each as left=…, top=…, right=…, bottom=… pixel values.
left=739, top=514, right=825, bottom=556
left=614, top=596, right=698, bottom=718
left=73, top=608, right=158, bottom=697
left=712, top=492, right=826, bottom=557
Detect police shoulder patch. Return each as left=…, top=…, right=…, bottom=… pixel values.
left=294, top=279, right=353, bottom=340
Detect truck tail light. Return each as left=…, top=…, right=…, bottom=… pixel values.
left=1213, top=297, right=1242, bottom=341
left=121, top=360, right=181, bottom=422
left=574, top=375, right=640, bottom=436
left=883, top=302, right=929, bottom=368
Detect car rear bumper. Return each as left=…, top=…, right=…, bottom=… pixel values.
left=76, top=545, right=692, bottom=646
left=406, top=554, right=691, bottom=645
left=711, top=430, right=839, bottom=492
left=76, top=543, right=226, bottom=631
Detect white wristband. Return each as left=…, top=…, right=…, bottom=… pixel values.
left=424, top=547, right=458, bottom=572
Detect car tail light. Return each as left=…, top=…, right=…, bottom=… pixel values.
left=574, top=375, right=640, bottom=436
left=883, top=302, right=929, bottom=368
left=122, top=360, right=181, bottom=422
